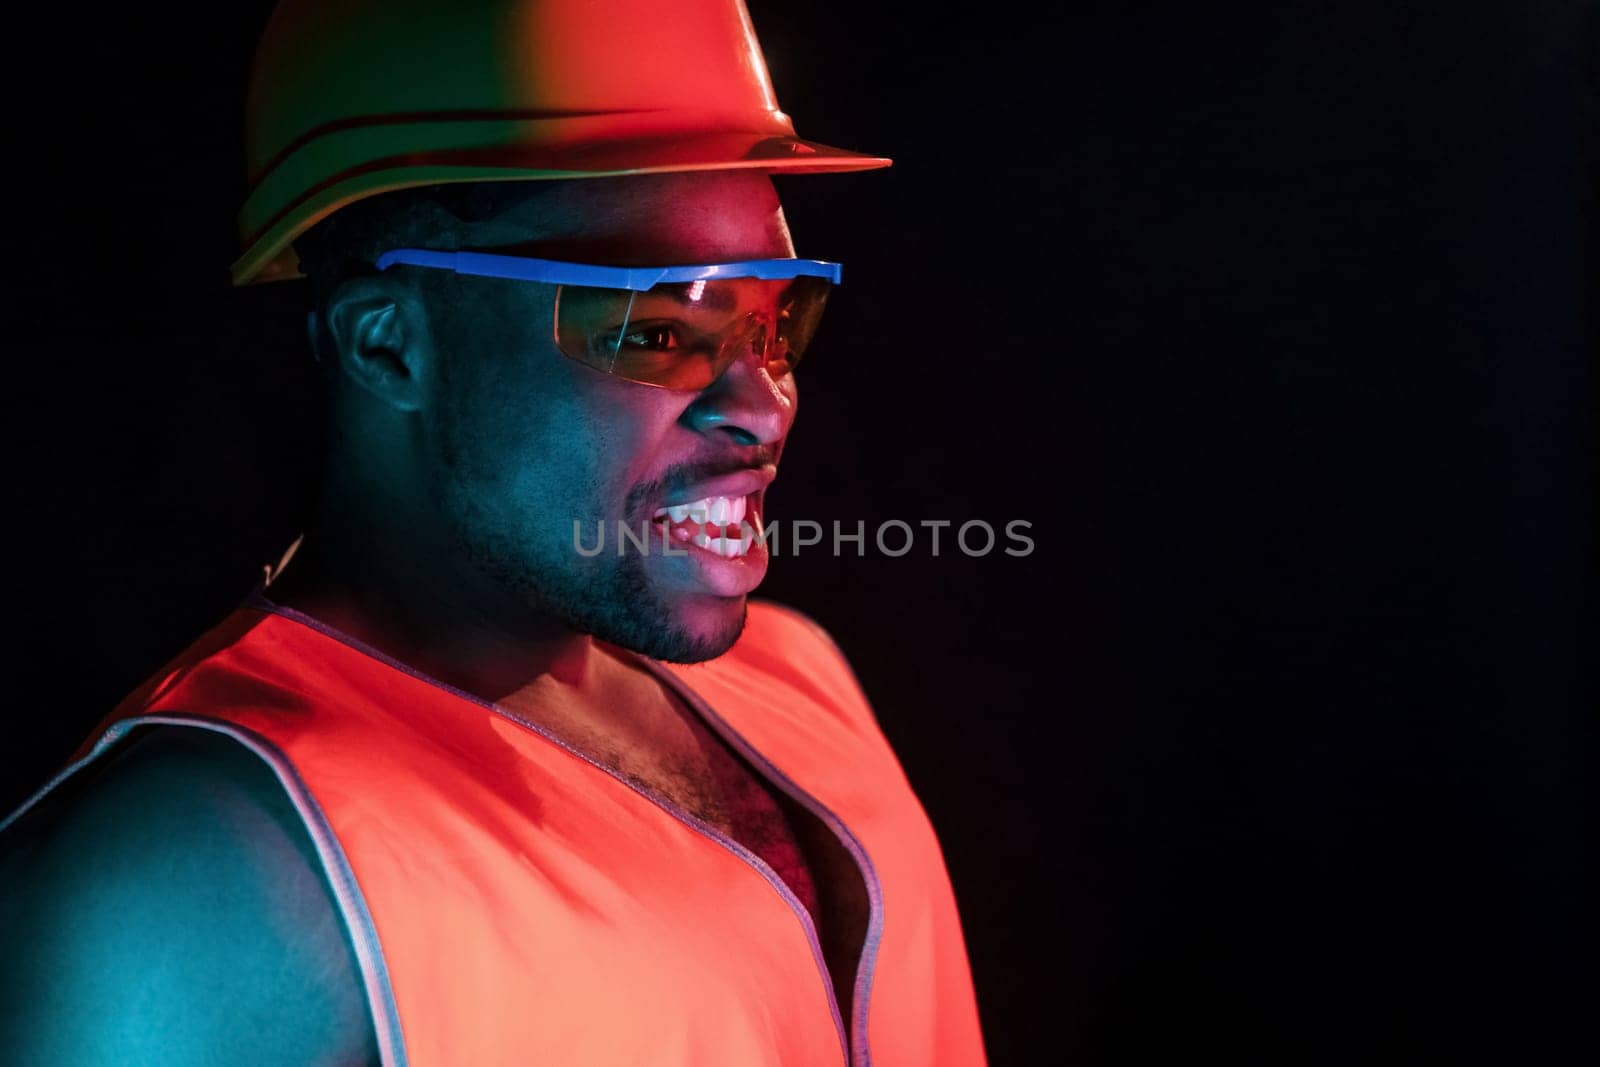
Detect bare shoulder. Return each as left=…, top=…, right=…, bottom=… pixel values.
left=0, top=726, right=380, bottom=1066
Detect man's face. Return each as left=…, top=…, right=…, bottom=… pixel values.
left=415, top=171, right=800, bottom=662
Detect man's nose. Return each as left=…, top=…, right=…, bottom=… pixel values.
left=679, top=333, right=795, bottom=446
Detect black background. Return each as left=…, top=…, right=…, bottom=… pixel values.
left=6, top=1, right=1594, bottom=1063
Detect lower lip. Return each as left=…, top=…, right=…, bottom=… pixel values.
left=648, top=518, right=768, bottom=597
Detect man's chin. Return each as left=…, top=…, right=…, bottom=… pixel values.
left=565, top=545, right=754, bottom=662
left=638, top=592, right=748, bottom=663
left=575, top=570, right=749, bottom=663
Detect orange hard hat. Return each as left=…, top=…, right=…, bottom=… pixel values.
left=234, top=0, right=894, bottom=286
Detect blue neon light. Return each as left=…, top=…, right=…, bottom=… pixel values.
left=374, top=249, right=842, bottom=289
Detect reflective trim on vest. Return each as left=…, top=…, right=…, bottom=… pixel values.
left=640, top=652, right=886, bottom=1062
left=0, top=714, right=409, bottom=1067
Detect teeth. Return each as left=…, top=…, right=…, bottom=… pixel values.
left=670, top=519, right=760, bottom=560
left=654, top=495, right=749, bottom=529
left=649, top=499, right=760, bottom=559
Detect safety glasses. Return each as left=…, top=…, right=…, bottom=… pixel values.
left=375, top=248, right=839, bottom=390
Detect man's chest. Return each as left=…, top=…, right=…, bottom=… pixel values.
left=503, top=657, right=803, bottom=845
left=572, top=696, right=824, bottom=920
left=503, top=681, right=867, bottom=1025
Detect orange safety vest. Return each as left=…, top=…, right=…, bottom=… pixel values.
left=19, top=590, right=987, bottom=1066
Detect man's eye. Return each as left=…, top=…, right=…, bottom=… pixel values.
left=617, top=323, right=682, bottom=352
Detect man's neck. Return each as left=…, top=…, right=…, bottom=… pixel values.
left=261, top=523, right=696, bottom=765
left=263, top=527, right=606, bottom=705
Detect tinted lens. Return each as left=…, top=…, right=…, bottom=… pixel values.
left=554, top=275, right=830, bottom=389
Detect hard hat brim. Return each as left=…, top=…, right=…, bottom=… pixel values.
left=233, top=132, right=892, bottom=286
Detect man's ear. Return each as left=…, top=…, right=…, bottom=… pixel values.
left=321, top=275, right=432, bottom=413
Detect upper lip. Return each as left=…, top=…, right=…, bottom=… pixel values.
left=656, top=466, right=776, bottom=508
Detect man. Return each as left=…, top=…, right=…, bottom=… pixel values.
left=1, top=1, right=987, bottom=1064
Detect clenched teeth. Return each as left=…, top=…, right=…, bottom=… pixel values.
left=691, top=521, right=758, bottom=558
left=652, top=495, right=760, bottom=557
left=652, top=494, right=748, bottom=526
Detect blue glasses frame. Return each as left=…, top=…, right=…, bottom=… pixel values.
left=371, top=247, right=840, bottom=390
left=373, top=249, right=842, bottom=288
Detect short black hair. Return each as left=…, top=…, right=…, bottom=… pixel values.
left=291, top=181, right=556, bottom=364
